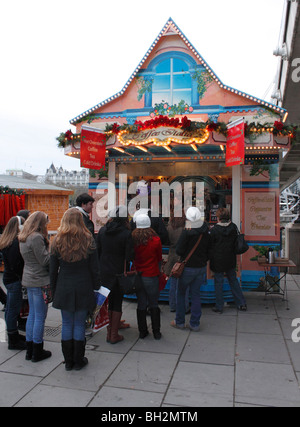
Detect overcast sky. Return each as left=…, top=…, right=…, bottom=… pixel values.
left=0, top=0, right=285, bottom=176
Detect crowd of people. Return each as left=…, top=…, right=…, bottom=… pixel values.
left=0, top=193, right=247, bottom=372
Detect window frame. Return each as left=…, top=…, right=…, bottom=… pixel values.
left=141, top=52, right=199, bottom=108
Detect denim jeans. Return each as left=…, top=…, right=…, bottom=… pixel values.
left=169, top=276, right=190, bottom=312
left=4, top=280, right=22, bottom=333
left=61, top=310, right=88, bottom=341
left=214, top=269, right=246, bottom=310
left=176, top=267, right=206, bottom=328
left=136, top=276, right=160, bottom=310
left=26, top=287, right=48, bottom=343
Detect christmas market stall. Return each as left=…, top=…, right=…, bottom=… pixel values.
left=58, top=18, right=299, bottom=303
left=0, top=175, right=73, bottom=233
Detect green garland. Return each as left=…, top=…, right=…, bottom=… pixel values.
left=191, top=70, right=213, bottom=101
left=57, top=118, right=300, bottom=148
left=0, top=186, right=25, bottom=196
left=136, top=76, right=154, bottom=101
left=152, top=100, right=193, bottom=117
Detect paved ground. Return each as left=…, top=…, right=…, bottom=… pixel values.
left=1, top=273, right=300, bottom=407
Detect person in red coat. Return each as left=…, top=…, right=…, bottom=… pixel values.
left=132, top=214, right=162, bottom=340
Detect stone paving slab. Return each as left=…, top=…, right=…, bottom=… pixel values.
left=1, top=275, right=300, bottom=407
left=235, top=360, right=300, bottom=407
left=164, top=361, right=235, bottom=407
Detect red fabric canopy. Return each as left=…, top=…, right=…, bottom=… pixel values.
left=0, top=194, right=25, bottom=227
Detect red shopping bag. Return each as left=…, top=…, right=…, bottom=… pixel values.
left=92, top=298, right=109, bottom=333
left=159, top=273, right=168, bottom=291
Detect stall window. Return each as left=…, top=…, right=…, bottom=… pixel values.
left=152, top=58, right=192, bottom=106
left=140, top=52, right=198, bottom=108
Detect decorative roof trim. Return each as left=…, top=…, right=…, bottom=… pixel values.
left=70, top=18, right=286, bottom=125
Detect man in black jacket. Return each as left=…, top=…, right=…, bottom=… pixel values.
left=209, top=208, right=247, bottom=313
left=75, top=193, right=95, bottom=238
left=172, top=207, right=210, bottom=331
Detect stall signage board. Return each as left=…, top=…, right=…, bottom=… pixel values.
left=118, top=126, right=209, bottom=146
left=225, top=120, right=245, bottom=167
left=80, top=126, right=106, bottom=170
left=244, top=191, right=276, bottom=237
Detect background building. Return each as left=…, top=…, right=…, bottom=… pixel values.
left=45, top=163, right=89, bottom=187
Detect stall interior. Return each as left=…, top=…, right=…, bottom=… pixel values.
left=125, top=174, right=232, bottom=228
left=110, top=161, right=235, bottom=303
left=116, top=161, right=232, bottom=226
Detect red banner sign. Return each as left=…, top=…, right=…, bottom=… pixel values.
left=225, top=121, right=245, bottom=167
left=80, top=126, right=106, bottom=170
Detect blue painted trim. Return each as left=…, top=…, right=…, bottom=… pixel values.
left=82, top=105, right=266, bottom=122
left=146, top=51, right=198, bottom=71
left=242, top=182, right=280, bottom=189
left=247, top=241, right=281, bottom=246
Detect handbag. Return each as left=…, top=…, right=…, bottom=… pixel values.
left=41, top=285, right=53, bottom=304
left=117, top=261, right=143, bottom=295
left=170, top=234, right=203, bottom=278
left=234, top=226, right=249, bottom=255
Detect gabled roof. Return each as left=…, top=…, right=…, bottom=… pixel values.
left=70, top=18, right=286, bottom=125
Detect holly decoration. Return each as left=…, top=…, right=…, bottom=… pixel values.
left=57, top=117, right=299, bottom=147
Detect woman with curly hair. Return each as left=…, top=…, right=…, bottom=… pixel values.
left=19, top=211, right=51, bottom=362
left=132, top=214, right=162, bottom=340
left=50, top=208, right=100, bottom=370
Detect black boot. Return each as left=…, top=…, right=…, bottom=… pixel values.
left=7, top=331, right=26, bottom=350
left=150, top=307, right=161, bottom=340
left=73, top=340, right=88, bottom=370
left=25, top=341, right=33, bottom=360
left=32, top=342, right=52, bottom=363
left=136, top=309, right=149, bottom=339
left=61, top=340, right=74, bottom=371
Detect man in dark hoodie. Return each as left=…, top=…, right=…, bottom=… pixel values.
left=209, top=208, right=247, bottom=313
left=172, top=207, right=210, bottom=331
left=96, top=206, right=135, bottom=344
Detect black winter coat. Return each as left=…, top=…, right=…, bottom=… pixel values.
left=50, top=247, right=101, bottom=312
left=96, top=221, right=135, bottom=290
left=209, top=222, right=238, bottom=273
left=2, top=238, right=24, bottom=285
left=176, top=222, right=210, bottom=268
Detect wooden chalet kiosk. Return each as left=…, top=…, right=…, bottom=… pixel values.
left=60, top=18, right=294, bottom=302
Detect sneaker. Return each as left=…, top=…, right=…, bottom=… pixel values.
left=238, top=305, right=247, bottom=311
left=170, top=320, right=185, bottom=330
left=188, top=324, right=200, bottom=332
left=212, top=307, right=223, bottom=314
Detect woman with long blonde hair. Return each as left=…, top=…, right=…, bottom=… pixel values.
left=19, top=211, right=51, bottom=362
left=50, top=208, right=100, bottom=370
left=0, top=216, right=25, bottom=350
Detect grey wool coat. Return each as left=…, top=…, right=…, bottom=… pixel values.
left=19, top=232, right=50, bottom=288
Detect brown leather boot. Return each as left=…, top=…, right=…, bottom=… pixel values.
left=110, top=311, right=124, bottom=344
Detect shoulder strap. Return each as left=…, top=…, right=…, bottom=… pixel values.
left=183, top=234, right=203, bottom=263
left=234, top=224, right=240, bottom=235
